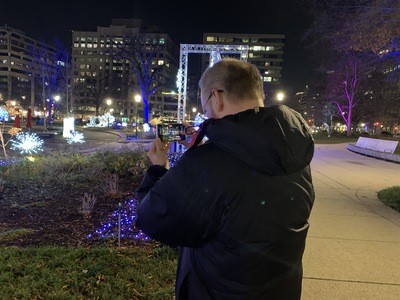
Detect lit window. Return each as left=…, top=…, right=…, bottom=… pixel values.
left=253, top=46, right=265, bottom=51
left=263, top=77, right=272, bottom=82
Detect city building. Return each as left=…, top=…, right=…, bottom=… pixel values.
left=71, top=18, right=179, bottom=122
left=0, top=26, right=58, bottom=116
left=202, top=32, right=285, bottom=105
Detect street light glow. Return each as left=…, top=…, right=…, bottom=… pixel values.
left=106, top=99, right=112, bottom=129
left=277, top=92, right=285, bottom=102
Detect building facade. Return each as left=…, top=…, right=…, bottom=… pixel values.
left=0, top=26, right=57, bottom=115
left=202, top=33, right=285, bottom=104
left=71, top=18, right=179, bottom=122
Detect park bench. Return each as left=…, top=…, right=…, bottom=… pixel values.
left=355, top=137, right=399, bottom=154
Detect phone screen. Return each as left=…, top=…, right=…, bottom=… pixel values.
left=156, top=124, right=185, bottom=142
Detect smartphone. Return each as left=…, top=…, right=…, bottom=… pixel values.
left=156, top=123, right=186, bottom=142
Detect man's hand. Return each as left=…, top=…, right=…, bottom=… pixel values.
left=177, top=121, right=198, bottom=148
left=147, top=137, right=170, bottom=169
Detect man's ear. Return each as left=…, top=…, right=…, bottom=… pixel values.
left=215, top=91, right=224, bottom=112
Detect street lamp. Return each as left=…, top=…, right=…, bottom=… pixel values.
left=134, top=95, right=142, bottom=138
left=192, top=107, right=197, bottom=120
left=53, top=95, right=60, bottom=120
left=277, top=92, right=285, bottom=102
left=106, top=99, right=112, bottom=129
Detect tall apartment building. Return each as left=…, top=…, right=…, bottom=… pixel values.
left=202, top=33, right=285, bottom=104
left=71, top=18, right=179, bottom=122
left=0, top=26, right=57, bottom=113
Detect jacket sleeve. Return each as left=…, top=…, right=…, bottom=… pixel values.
left=135, top=155, right=222, bottom=248
left=136, top=165, right=168, bottom=201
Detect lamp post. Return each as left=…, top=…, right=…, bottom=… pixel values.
left=106, top=99, right=112, bottom=129
left=134, top=95, right=141, bottom=138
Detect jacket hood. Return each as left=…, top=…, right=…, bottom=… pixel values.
left=200, top=105, right=314, bottom=175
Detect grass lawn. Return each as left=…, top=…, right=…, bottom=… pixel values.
left=0, top=245, right=177, bottom=299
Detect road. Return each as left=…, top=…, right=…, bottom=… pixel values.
left=302, top=143, right=400, bottom=299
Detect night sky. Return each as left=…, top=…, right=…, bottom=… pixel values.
left=1, top=0, right=316, bottom=95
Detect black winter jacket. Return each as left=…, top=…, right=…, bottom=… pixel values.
left=136, top=105, right=315, bottom=300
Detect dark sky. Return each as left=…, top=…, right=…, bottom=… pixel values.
left=1, top=0, right=316, bottom=95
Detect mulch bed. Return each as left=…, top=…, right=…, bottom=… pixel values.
left=0, top=182, right=141, bottom=248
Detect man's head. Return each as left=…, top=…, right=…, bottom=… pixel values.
left=199, top=58, right=265, bottom=118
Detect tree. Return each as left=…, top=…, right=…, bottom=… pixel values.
left=325, top=51, right=373, bottom=136
left=321, top=102, right=338, bottom=137
left=337, top=0, right=400, bottom=53
left=54, top=39, right=79, bottom=117
left=81, top=72, right=112, bottom=117
left=304, top=0, right=400, bottom=135
left=361, top=69, right=400, bottom=133
left=304, top=0, right=400, bottom=52
left=112, top=36, right=177, bottom=123
left=28, top=41, right=59, bottom=129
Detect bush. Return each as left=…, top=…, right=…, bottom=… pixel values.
left=378, top=186, right=400, bottom=212
left=0, top=146, right=151, bottom=195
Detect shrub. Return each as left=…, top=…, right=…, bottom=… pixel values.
left=0, top=146, right=150, bottom=194
left=378, top=186, right=400, bottom=212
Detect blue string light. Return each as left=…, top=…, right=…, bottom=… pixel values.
left=87, top=198, right=152, bottom=242
left=88, top=153, right=185, bottom=243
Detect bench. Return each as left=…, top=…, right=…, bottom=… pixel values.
left=355, top=137, right=399, bottom=154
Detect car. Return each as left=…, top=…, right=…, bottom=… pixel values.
left=380, top=131, right=392, bottom=137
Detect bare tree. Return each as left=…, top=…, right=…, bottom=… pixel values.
left=325, top=52, right=372, bottom=136
left=112, top=36, right=176, bottom=123
left=304, top=0, right=400, bottom=135
left=81, top=72, right=112, bottom=116
left=54, top=39, right=78, bottom=117
left=304, top=0, right=400, bottom=51
left=28, top=41, right=59, bottom=129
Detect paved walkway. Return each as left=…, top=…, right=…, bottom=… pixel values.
left=302, top=143, right=400, bottom=299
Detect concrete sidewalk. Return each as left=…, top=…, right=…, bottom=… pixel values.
left=302, top=144, right=400, bottom=299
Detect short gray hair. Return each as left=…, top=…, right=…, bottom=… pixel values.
left=199, top=58, right=265, bottom=102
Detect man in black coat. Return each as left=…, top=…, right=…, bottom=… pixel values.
left=136, top=58, right=315, bottom=300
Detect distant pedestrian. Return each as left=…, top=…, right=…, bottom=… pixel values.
left=136, top=58, right=315, bottom=299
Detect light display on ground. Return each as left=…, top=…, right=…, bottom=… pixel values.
left=10, top=132, right=44, bottom=154
left=143, top=123, right=150, bottom=132
left=89, top=153, right=184, bottom=243
left=66, top=131, right=85, bottom=144
left=87, top=114, right=115, bottom=128
left=87, top=198, right=152, bottom=243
